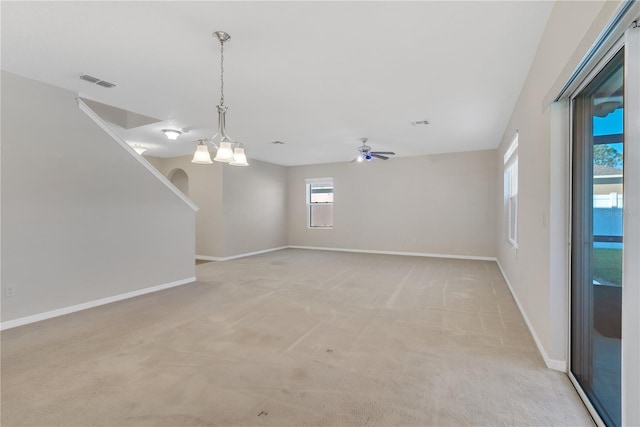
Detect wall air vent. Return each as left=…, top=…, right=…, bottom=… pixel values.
left=79, top=74, right=116, bottom=88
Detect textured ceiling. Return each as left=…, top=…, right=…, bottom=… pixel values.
left=1, top=1, right=554, bottom=166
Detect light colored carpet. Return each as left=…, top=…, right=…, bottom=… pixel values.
left=1, top=249, right=593, bottom=426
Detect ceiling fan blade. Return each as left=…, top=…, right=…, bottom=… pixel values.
left=371, top=151, right=395, bottom=155
left=350, top=158, right=358, bottom=163
left=370, top=153, right=389, bottom=160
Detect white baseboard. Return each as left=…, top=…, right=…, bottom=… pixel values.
left=195, top=255, right=225, bottom=262
left=0, top=277, right=196, bottom=331
left=196, top=246, right=288, bottom=262
left=287, top=245, right=497, bottom=262
left=496, top=260, right=567, bottom=372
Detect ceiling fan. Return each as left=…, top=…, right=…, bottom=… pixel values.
left=352, top=138, right=395, bottom=163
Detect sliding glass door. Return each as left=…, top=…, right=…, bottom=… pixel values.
left=571, top=48, right=624, bottom=427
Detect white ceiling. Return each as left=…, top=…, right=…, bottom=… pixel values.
left=1, top=1, right=554, bottom=166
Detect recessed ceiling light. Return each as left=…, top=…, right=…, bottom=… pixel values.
left=162, top=129, right=182, bottom=140
left=131, top=144, right=147, bottom=155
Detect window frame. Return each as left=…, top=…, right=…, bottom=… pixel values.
left=504, top=133, right=519, bottom=248
left=306, top=177, right=334, bottom=229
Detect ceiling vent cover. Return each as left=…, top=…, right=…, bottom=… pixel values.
left=79, top=74, right=116, bottom=88
left=96, top=80, right=116, bottom=88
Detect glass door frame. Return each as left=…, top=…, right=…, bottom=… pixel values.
left=568, top=23, right=640, bottom=426
left=569, top=40, right=625, bottom=427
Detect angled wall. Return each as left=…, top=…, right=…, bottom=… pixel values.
left=495, top=1, right=621, bottom=368
left=1, top=71, right=196, bottom=323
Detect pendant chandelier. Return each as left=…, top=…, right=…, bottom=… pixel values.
left=192, top=31, right=249, bottom=166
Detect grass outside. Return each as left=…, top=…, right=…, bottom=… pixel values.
left=593, top=248, right=622, bottom=286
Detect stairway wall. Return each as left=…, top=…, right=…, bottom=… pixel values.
left=1, top=71, right=197, bottom=323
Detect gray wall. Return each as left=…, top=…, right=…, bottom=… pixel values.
left=288, top=150, right=497, bottom=258
left=223, top=159, right=288, bottom=257
left=148, top=156, right=288, bottom=258
left=495, top=0, right=619, bottom=364
left=1, top=71, right=196, bottom=322
left=147, top=155, right=224, bottom=257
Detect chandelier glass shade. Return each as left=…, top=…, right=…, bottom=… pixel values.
left=192, top=140, right=213, bottom=164
left=214, top=141, right=234, bottom=162
left=230, top=147, right=249, bottom=166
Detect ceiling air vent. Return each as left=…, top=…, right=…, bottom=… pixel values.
left=79, top=74, right=116, bottom=88
left=410, top=120, right=429, bottom=126
left=96, top=80, right=116, bottom=88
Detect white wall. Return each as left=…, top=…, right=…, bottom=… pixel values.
left=1, top=71, right=196, bottom=323
left=495, top=1, right=620, bottom=367
left=288, top=150, right=496, bottom=258
left=148, top=156, right=288, bottom=258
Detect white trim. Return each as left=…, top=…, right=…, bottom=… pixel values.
left=307, top=178, right=334, bottom=229
left=77, top=98, right=199, bottom=212
left=568, top=372, right=607, bottom=427
left=195, top=255, right=225, bottom=262
left=305, top=177, right=333, bottom=184
left=496, top=260, right=567, bottom=372
left=0, top=277, right=196, bottom=331
left=570, top=38, right=626, bottom=100
left=196, top=246, right=288, bottom=262
left=623, top=23, right=640, bottom=427
left=547, top=1, right=640, bottom=104
left=503, top=132, right=519, bottom=164
left=287, top=245, right=497, bottom=261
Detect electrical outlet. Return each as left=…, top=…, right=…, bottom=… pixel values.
left=5, top=285, right=16, bottom=297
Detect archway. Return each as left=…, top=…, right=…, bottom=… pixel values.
left=168, top=168, right=189, bottom=197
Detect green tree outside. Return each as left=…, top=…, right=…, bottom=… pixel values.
left=594, top=144, right=623, bottom=167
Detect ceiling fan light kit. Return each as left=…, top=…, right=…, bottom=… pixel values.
left=191, top=31, right=249, bottom=167
left=353, top=138, right=395, bottom=163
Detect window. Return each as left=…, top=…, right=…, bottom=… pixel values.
left=504, top=133, right=518, bottom=247
left=306, top=178, right=333, bottom=228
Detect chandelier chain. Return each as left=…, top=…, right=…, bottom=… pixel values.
left=219, top=39, right=225, bottom=106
